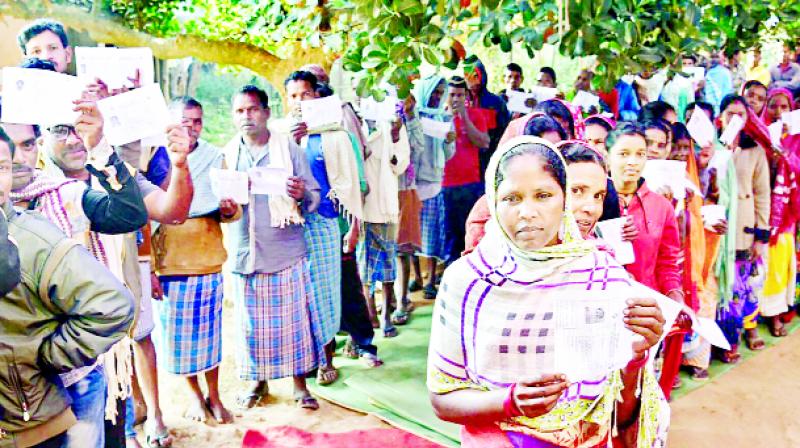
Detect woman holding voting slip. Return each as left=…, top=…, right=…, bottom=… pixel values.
left=606, top=124, right=687, bottom=399
left=428, top=136, right=670, bottom=448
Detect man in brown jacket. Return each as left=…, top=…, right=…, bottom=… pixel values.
left=0, top=127, right=134, bottom=448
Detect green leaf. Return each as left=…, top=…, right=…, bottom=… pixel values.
left=422, top=46, right=444, bottom=65
left=395, top=0, right=425, bottom=15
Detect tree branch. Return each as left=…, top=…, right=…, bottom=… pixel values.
left=0, top=0, right=334, bottom=89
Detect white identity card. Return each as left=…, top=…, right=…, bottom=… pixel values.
left=553, top=292, right=637, bottom=381
left=686, top=106, right=716, bottom=147
left=301, top=94, right=343, bottom=129
left=700, top=204, right=726, bottom=229
left=1, top=67, right=84, bottom=126
left=685, top=67, right=705, bottom=83
left=209, top=168, right=249, bottom=205
left=595, top=217, right=636, bottom=265
left=360, top=96, right=397, bottom=122
left=420, top=117, right=453, bottom=139
left=642, top=160, right=688, bottom=200
left=572, top=90, right=601, bottom=112
left=719, top=114, right=745, bottom=146
left=96, top=84, right=172, bottom=146
left=506, top=90, right=537, bottom=114
left=530, top=86, right=559, bottom=103
left=248, top=167, right=290, bottom=196
left=769, top=121, right=784, bottom=147
left=781, top=110, right=800, bottom=135
left=75, top=46, right=155, bottom=90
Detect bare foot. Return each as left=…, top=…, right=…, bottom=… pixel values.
left=126, top=437, right=143, bottom=448
left=205, top=397, right=234, bottom=424
left=183, top=397, right=209, bottom=423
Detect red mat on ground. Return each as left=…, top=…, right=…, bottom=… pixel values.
left=242, top=426, right=443, bottom=448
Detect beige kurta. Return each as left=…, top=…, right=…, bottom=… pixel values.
left=732, top=145, right=771, bottom=251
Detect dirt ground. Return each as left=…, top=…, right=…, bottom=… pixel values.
left=137, top=293, right=800, bottom=448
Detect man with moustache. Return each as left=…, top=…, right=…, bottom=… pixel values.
left=0, top=126, right=136, bottom=448
left=223, top=85, right=322, bottom=410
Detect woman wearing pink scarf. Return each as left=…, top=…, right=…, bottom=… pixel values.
left=758, top=88, right=800, bottom=335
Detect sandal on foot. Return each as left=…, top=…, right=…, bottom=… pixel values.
left=423, top=284, right=437, bottom=300
left=408, top=279, right=422, bottom=292
left=236, top=383, right=269, bottom=409
left=316, top=366, right=339, bottom=386
left=294, top=392, right=319, bottom=410
left=719, top=349, right=741, bottom=364
left=768, top=319, right=788, bottom=337
left=360, top=352, right=384, bottom=368
left=745, top=331, right=766, bottom=351
left=383, top=325, right=398, bottom=338
left=391, top=309, right=410, bottom=326
left=342, top=339, right=359, bottom=359
left=145, top=424, right=173, bottom=448
left=688, top=367, right=709, bottom=381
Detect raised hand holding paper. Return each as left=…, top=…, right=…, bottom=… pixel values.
left=1, top=67, right=84, bottom=126
left=75, top=46, right=155, bottom=90
left=360, top=95, right=397, bottom=122
left=719, top=114, right=744, bottom=146
left=595, top=217, right=636, bottom=265
left=780, top=110, right=800, bottom=135
left=530, top=86, right=559, bottom=102
left=686, top=106, right=716, bottom=147
left=685, top=67, right=705, bottom=83
left=420, top=117, right=453, bottom=139
left=572, top=90, right=601, bottom=112
left=506, top=90, right=536, bottom=114
left=96, top=84, right=172, bottom=146
left=300, top=95, right=343, bottom=129
left=642, top=160, right=688, bottom=200
left=209, top=168, right=249, bottom=205
left=769, top=121, right=784, bottom=147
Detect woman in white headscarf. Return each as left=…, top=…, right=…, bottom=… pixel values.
left=427, top=136, right=670, bottom=447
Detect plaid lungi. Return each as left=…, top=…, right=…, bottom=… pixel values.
left=357, top=222, right=398, bottom=285
left=233, top=259, right=317, bottom=381
left=417, top=192, right=448, bottom=261
left=303, top=213, right=342, bottom=365
left=155, top=273, right=223, bottom=375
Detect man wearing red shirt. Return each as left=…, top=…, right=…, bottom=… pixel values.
left=443, top=76, right=490, bottom=263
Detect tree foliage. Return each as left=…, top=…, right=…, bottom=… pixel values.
left=4, top=0, right=800, bottom=96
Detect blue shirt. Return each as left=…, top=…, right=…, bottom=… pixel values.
left=306, top=134, right=338, bottom=219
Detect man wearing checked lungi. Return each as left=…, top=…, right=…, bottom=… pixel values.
left=151, top=97, right=242, bottom=424
left=223, top=85, right=323, bottom=410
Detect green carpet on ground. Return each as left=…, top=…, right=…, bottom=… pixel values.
left=309, top=304, right=460, bottom=448
left=311, top=302, right=800, bottom=446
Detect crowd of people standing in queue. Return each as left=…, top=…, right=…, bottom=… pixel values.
left=2, top=16, right=800, bottom=448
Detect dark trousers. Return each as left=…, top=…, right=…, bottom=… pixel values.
left=340, top=251, right=378, bottom=355
left=104, top=398, right=126, bottom=448
left=443, top=182, right=484, bottom=264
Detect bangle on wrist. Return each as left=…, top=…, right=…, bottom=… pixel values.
left=503, top=383, right=523, bottom=418
left=625, top=349, right=649, bottom=373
